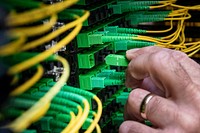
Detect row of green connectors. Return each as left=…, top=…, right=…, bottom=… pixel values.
left=79, top=63, right=125, bottom=90
left=78, top=43, right=112, bottom=69
left=76, top=13, right=129, bottom=48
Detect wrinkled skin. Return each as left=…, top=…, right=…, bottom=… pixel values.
left=119, top=46, right=200, bottom=133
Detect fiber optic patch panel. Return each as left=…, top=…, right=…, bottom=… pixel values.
left=0, top=0, right=200, bottom=133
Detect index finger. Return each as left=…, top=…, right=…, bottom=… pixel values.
left=126, top=47, right=193, bottom=98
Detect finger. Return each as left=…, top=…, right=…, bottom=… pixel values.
left=127, top=50, right=192, bottom=98
left=125, top=75, right=164, bottom=97
left=125, top=89, right=177, bottom=127
left=126, top=46, right=169, bottom=60
left=141, top=77, right=165, bottom=97
left=125, top=68, right=142, bottom=89
left=119, top=121, right=159, bottom=133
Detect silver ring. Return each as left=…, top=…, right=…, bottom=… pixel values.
left=140, top=93, right=155, bottom=119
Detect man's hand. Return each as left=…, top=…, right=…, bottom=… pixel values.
left=119, top=46, right=200, bottom=133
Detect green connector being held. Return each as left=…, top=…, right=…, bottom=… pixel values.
left=105, top=54, right=129, bottom=67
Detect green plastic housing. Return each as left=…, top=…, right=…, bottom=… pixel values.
left=105, top=54, right=129, bottom=66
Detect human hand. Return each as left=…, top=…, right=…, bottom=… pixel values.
left=119, top=46, right=200, bottom=133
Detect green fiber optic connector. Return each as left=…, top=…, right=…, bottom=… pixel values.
left=91, top=77, right=124, bottom=88
left=25, top=87, right=38, bottom=94
left=79, top=64, right=109, bottom=90
left=116, top=92, right=129, bottom=105
left=105, top=54, right=129, bottom=67
left=109, top=1, right=151, bottom=14
left=97, top=69, right=125, bottom=79
left=130, top=1, right=160, bottom=6
left=104, top=79, right=124, bottom=86
left=78, top=44, right=110, bottom=69
left=95, top=31, right=136, bottom=37
left=39, top=78, right=54, bottom=86
left=33, top=83, right=46, bottom=90
left=112, top=40, right=155, bottom=52
left=78, top=51, right=96, bottom=69
left=104, top=26, right=119, bottom=33
left=128, top=13, right=167, bottom=25
left=91, top=69, right=125, bottom=88
left=77, top=14, right=129, bottom=48
left=96, top=69, right=116, bottom=78
left=104, top=26, right=146, bottom=34
left=112, top=113, right=124, bottom=126
left=88, top=33, right=133, bottom=45
left=79, top=63, right=125, bottom=90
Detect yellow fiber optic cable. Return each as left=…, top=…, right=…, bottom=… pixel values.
left=10, top=64, right=44, bottom=96
left=170, top=8, right=187, bottom=14
left=11, top=14, right=58, bottom=37
left=95, top=124, right=101, bottom=133
left=69, top=100, right=90, bottom=133
left=164, top=12, right=191, bottom=20
left=178, top=24, right=186, bottom=46
left=61, top=111, right=77, bottom=133
left=182, top=44, right=200, bottom=53
left=162, top=20, right=182, bottom=39
left=8, top=22, right=83, bottom=75
left=85, top=96, right=102, bottom=133
left=8, top=55, right=70, bottom=132
left=0, top=33, right=26, bottom=56
left=62, top=111, right=76, bottom=133
left=143, top=18, right=183, bottom=43
left=147, top=20, right=173, bottom=33
left=184, top=41, right=200, bottom=46
left=68, top=112, right=76, bottom=129
left=159, top=1, right=175, bottom=4
left=21, top=11, right=89, bottom=51
left=168, top=11, right=187, bottom=17
left=150, top=2, right=171, bottom=9
left=188, top=47, right=200, bottom=57
left=62, top=105, right=83, bottom=133
left=137, top=18, right=185, bottom=46
left=7, top=0, right=78, bottom=26
left=85, top=115, right=101, bottom=133
left=170, top=4, right=200, bottom=10
left=92, top=113, right=101, bottom=133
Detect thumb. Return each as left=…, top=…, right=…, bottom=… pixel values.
left=119, top=121, right=160, bottom=133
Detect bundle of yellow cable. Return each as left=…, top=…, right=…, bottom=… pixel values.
left=130, top=6, right=200, bottom=55
left=122, top=2, right=200, bottom=57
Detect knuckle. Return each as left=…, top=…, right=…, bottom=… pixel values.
left=149, top=51, right=170, bottom=67
left=172, top=50, right=188, bottom=61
